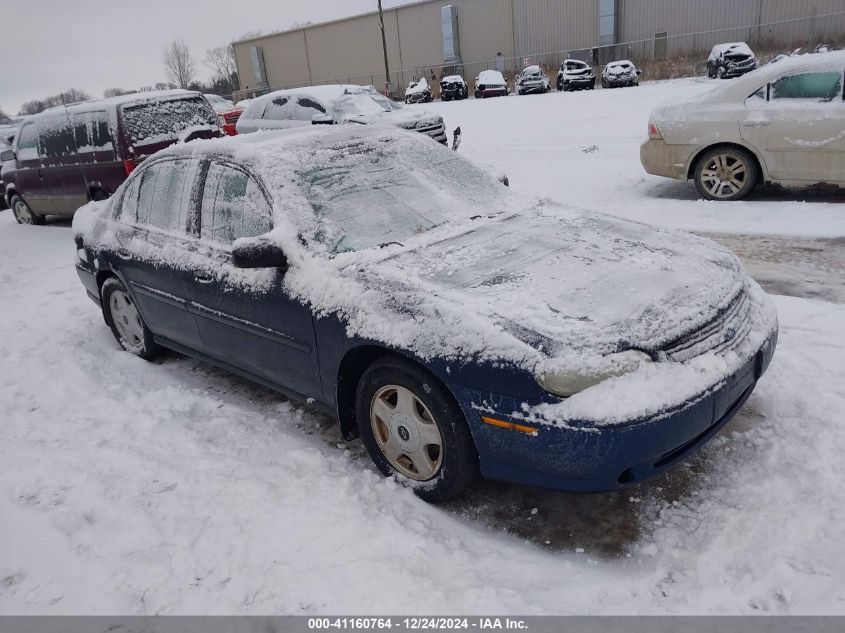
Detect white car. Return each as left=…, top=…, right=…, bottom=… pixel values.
left=515, top=65, right=550, bottom=95
left=601, top=60, right=641, bottom=88
left=557, top=59, right=596, bottom=91
left=641, top=50, right=845, bottom=201
left=236, top=85, right=447, bottom=144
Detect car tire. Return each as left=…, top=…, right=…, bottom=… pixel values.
left=90, top=189, right=109, bottom=202
left=355, top=356, right=478, bottom=502
left=9, top=194, right=45, bottom=225
left=693, top=146, right=759, bottom=202
left=101, top=277, right=159, bottom=360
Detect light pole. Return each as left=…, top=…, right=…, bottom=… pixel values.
left=377, top=0, right=391, bottom=95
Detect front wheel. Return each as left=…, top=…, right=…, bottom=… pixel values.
left=101, top=277, right=159, bottom=359
left=356, top=356, right=478, bottom=502
left=693, top=147, right=758, bottom=201
left=10, top=194, right=45, bottom=225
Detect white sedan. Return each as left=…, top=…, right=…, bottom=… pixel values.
left=641, top=50, right=845, bottom=200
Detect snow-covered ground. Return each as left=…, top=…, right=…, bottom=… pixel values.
left=1, top=77, right=844, bottom=615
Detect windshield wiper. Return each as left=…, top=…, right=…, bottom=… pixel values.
left=378, top=241, right=404, bottom=249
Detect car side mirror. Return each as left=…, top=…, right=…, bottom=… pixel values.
left=636, top=69, right=643, bottom=75
left=312, top=113, right=334, bottom=125
left=0, top=149, right=14, bottom=162
left=232, top=236, right=289, bottom=271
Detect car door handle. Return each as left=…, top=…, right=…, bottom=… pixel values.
left=195, top=273, right=214, bottom=284
left=116, top=248, right=131, bottom=259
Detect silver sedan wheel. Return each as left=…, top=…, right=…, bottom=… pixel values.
left=699, top=153, right=749, bottom=199
left=370, top=384, right=443, bottom=481
left=13, top=198, right=33, bottom=224
left=109, top=290, right=145, bottom=352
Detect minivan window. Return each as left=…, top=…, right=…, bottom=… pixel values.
left=72, top=110, right=114, bottom=157
left=200, top=163, right=272, bottom=244
left=133, top=159, right=195, bottom=232
left=38, top=115, right=77, bottom=163
left=121, top=97, right=218, bottom=150
left=771, top=72, right=842, bottom=102
left=16, top=123, right=38, bottom=162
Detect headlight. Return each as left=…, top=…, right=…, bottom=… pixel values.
left=535, top=350, right=652, bottom=398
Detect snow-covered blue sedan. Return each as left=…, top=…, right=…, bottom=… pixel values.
left=73, top=125, right=777, bottom=501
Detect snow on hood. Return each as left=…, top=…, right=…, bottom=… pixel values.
left=709, top=42, right=754, bottom=62
left=405, top=78, right=429, bottom=95
left=441, top=75, right=465, bottom=85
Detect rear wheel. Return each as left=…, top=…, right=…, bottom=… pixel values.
left=356, top=356, right=477, bottom=502
left=10, top=194, right=44, bottom=225
left=101, top=277, right=159, bottom=359
left=694, top=147, right=758, bottom=201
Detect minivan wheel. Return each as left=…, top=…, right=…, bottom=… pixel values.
left=356, top=356, right=478, bottom=502
left=694, top=147, right=758, bottom=201
left=10, top=194, right=44, bottom=225
left=101, top=277, right=158, bottom=360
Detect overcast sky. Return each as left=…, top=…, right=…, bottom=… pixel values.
left=1, top=0, right=410, bottom=116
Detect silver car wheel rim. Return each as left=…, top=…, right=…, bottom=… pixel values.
left=14, top=200, right=32, bottom=224
left=370, top=384, right=443, bottom=481
left=701, top=153, right=748, bottom=199
left=109, top=290, right=145, bottom=352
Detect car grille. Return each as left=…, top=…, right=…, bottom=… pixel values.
left=415, top=121, right=447, bottom=144
left=223, top=110, right=243, bottom=124
left=660, top=289, right=752, bottom=362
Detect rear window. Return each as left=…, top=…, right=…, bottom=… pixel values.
left=121, top=97, right=218, bottom=149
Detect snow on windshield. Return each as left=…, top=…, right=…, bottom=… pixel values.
left=122, top=97, right=218, bottom=149
left=289, top=131, right=508, bottom=253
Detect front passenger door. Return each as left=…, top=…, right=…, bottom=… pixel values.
left=185, top=160, right=322, bottom=400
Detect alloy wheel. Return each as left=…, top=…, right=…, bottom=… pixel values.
left=370, top=384, right=443, bottom=481
left=699, top=152, right=749, bottom=199
left=13, top=199, right=33, bottom=224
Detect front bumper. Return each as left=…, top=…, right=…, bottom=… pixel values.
left=640, top=138, right=696, bottom=180
left=723, top=61, right=757, bottom=78
left=605, top=75, right=636, bottom=86
left=453, top=330, right=777, bottom=492
left=477, top=87, right=508, bottom=97
left=519, top=82, right=546, bottom=93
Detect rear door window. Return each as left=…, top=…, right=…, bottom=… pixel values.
left=200, top=162, right=272, bottom=244
left=121, top=97, right=218, bottom=152
left=771, top=72, right=843, bottom=102
left=37, top=115, right=77, bottom=164
left=262, top=96, right=294, bottom=120
left=294, top=97, right=327, bottom=120
left=122, top=159, right=197, bottom=232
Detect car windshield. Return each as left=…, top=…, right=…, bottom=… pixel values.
left=332, top=93, right=392, bottom=117
left=292, top=133, right=507, bottom=254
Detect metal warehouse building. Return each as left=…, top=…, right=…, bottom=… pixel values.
left=232, top=0, right=845, bottom=98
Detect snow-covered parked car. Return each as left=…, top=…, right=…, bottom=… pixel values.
left=440, top=75, right=468, bottom=101
left=516, top=65, right=550, bottom=95
left=601, top=60, right=641, bottom=88
left=707, top=42, right=758, bottom=79
left=404, top=77, right=433, bottom=104
left=558, top=59, right=596, bottom=91
left=642, top=50, right=845, bottom=201
left=73, top=124, right=777, bottom=502
left=236, top=85, right=447, bottom=144
left=474, top=70, right=508, bottom=98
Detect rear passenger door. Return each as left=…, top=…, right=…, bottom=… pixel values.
left=108, top=157, right=204, bottom=351
left=37, top=114, right=89, bottom=214
left=72, top=110, right=123, bottom=196
left=185, top=159, right=322, bottom=400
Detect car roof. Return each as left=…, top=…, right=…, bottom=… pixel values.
left=522, top=65, right=541, bottom=73
left=35, top=90, right=202, bottom=118
left=606, top=60, right=633, bottom=67
left=702, top=49, right=845, bottom=102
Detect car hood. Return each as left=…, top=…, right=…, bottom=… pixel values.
left=353, top=207, right=746, bottom=358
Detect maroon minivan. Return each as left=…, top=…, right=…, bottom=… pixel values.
left=1, top=90, right=222, bottom=224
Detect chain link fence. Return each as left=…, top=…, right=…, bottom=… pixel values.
left=231, top=10, right=845, bottom=102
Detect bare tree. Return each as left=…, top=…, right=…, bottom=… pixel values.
left=18, top=88, right=91, bottom=115
left=163, top=40, right=195, bottom=89
left=104, top=87, right=134, bottom=98
left=204, top=44, right=238, bottom=94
